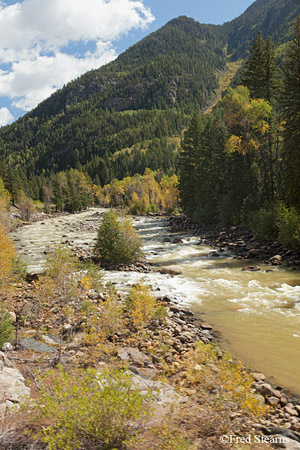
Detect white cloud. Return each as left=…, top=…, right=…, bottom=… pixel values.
left=0, top=107, right=14, bottom=126
left=0, top=0, right=154, bottom=115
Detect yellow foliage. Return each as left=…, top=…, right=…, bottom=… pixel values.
left=80, top=295, right=125, bottom=365
left=181, top=342, right=268, bottom=422
left=223, top=86, right=272, bottom=156
left=80, top=275, right=92, bottom=291
left=225, top=135, right=242, bottom=154
left=0, top=223, right=16, bottom=290
left=94, top=168, right=179, bottom=213
left=126, top=284, right=156, bottom=329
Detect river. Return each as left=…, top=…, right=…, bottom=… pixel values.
left=10, top=208, right=300, bottom=394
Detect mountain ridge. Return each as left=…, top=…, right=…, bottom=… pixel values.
left=0, top=0, right=299, bottom=187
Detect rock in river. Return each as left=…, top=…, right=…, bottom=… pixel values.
left=159, top=266, right=182, bottom=276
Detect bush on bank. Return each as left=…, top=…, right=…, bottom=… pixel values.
left=250, top=202, right=300, bottom=250
left=94, top=211, right=143, bottom=265
left=26, top=367, right=148, bottom=450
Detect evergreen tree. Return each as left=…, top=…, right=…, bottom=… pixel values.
left=241, top=33, right=279, bottom=204
left=264, top=36, right=278, bottom=103
left=241, top=32, right=266, bottom=99
left=193, top=115, right=228, bottom=224
left=281, top=16, right=300, bottom=209
left=179, top=113, right=204, bottom=217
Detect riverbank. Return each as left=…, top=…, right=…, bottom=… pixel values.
left=4, top=208, right=300, bottom=449
left=1, top=275, right=300, bottom=450
left=167, top=215, right=300, bottom=269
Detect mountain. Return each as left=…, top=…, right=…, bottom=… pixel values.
left=0, top=0, right=299, bottom=188
left=225, top=0, right=300, bottom=58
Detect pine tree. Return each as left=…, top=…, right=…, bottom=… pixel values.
left=281, top=16, right=300, bottom=209
left=193, top=115, right=228, bottom=224
left=264, top=36, right=278, bottom=103
left=241, top=34, right=279, bottom=203
left=179, top=113, right=204, bottom=218
left=241, top=32, right=266, bottom=99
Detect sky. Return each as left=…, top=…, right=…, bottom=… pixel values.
left=0, top=0, right=254, bottom=126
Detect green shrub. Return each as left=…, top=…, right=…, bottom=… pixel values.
left=249, top=203, right=300, bottom=250
left=27, top=367, right=148, bottom=450
left=12, top=256, right=27, bottom=281
left=94, top=211, right=143, bottom=264
left=0, top=304, right=14, bottom=347
left=249, top=206, right=278, bottom=241
left=276, top=203, right=300, bottom=250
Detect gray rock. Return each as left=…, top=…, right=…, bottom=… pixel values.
left=0, top=363, right=31, bottom=419
left=254, top=394, right=266, bottom=408
left=172, top=237, right=183, bottom=244
left=248, top=248, right=265, bottom=257
left=242, top=265, right=261, bottom=272
left=284, top=406, right=298, bottom=417
left=128, top=369, right=187, bottom=406
left=8, top=311, right=16, bottom=322
left=0, top=351, right=15, bottom=368
left=1, top=342, right=13, bottom=352
left=159, top=266, right=182, bottom=276
left=261, top=427, right=300, bottom=444
left=272, top=389, right=282, bottom=399
left=268, top=396, right=280, bottom=406
left=118, top=347, right=154, bottom=368
left=253, top=372, right=266, bottom=382
left=42, top=334, right=62, bottom=345
left=258, top=383, right=273, bottom=397
left=19, top=338, right=56, bottom=353
left=270, top=436, right=300, bottom=450
left=270, top=255, right=283, bottom=265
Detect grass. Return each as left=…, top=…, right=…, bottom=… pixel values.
left=204, top=60, right=242, bottom=115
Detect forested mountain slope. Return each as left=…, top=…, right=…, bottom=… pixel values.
left=0, top=0, right=298, bottom=188
left=225, top=0, right=300, bottom=57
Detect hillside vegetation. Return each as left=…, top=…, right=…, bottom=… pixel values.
left=0, top=0, right=299, bottom=202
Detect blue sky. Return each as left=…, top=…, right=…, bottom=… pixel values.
left=0, top=0, right=254, bottom=126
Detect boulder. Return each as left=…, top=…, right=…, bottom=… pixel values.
left=42, top=334, right=62, bottom=345
left=159, top=266, right=182, bottom=276
left=0, top=353, right=30, bottom=419
left=242, top=266, right=261, bottom=272
left=129, top=368, right=187, bottom=406
left=284, top=406, right=299, bottom=417
left=117, top=347, right=154, bottom=368
left=1, top=342, right=13, bottom=352
left=253, top=372, right=266, bottom=382
left=19, top=338, right=56, bottom=353
left=208, top=251, right=221, bottom=258
left=8, top=311, right=16, bottom=322
left=248, top=248, right=265, bottom=257
left=172, top=237, right=183, bottom=244
left=258, top=383, right=273, bottom=397
left=267, top=396, right=280, bottom=406
left=270, top=255, right=283, bottom=265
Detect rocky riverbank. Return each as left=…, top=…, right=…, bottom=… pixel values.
left=4, top=209, right=300, bottom=449
left=1, top=275, right=300, bottom=449
left=167, top=215, right=300, bottom=269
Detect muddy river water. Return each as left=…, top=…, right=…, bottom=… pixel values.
left=11, top=208, right=300, bottom=394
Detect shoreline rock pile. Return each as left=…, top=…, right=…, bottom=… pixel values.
left=168, top=215, right=300, bottom=269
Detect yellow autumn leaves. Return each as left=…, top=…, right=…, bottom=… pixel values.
left=223, top=86, right=272, bottom=156
left=0, top=177, right=16, bottom=291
